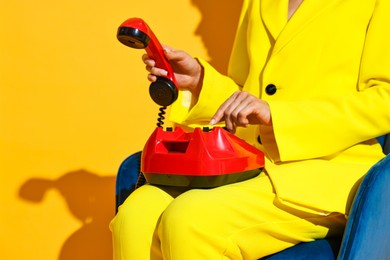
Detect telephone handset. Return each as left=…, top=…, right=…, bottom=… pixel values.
left=117, top=18, right=178, bottom=107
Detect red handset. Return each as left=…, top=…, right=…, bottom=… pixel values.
left=117, top=18, right=178, bottom=107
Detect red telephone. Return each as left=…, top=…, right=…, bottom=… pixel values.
left=117, top=18, right=178, bottom=107
left=141, top=126, right=265, bottom=188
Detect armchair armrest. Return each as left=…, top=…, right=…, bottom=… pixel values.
left=115, top=151, right=142, bottom=212
left=383, top=134, right=390, bottom=155
left=338, top=154, right=390, bottom=259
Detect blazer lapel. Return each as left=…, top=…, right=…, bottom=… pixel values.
left=261, top=0, right=338, bottom=54
left=260, top=0, right=289, bottom=40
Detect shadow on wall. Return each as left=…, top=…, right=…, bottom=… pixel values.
left=19, top=170, right=115, bottom=260
left=17, top=1, right=243, bottom=259
left=191, top=0, right=243, bottom=73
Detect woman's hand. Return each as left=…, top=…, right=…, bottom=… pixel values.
left=210, top=91, right=272, bottom=133
left=142, top=46, right=203, bottom=98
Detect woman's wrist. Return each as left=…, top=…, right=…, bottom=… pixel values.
left=189, top=59, right=204, bottom=102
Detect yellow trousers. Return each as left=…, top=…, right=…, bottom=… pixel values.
left=110, top=173, right=346, bottom=259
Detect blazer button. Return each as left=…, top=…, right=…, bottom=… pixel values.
left=265, top=84, right=277, bottom=95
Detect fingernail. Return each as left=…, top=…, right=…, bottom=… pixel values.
left=209, top=119, right=216, bottom=125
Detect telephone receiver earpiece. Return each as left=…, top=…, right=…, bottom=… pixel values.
left=117, top=18, right=178, bottom=107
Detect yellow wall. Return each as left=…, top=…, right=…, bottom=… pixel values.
left=0, top=0, right=242, bottom=259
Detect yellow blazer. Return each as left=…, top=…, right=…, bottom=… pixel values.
left=170, top=0, right=390, bottom=215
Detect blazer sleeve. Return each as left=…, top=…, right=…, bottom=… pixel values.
left=169, top=0, right=251, bottom=127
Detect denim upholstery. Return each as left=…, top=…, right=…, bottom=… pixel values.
left=115, top=136, right=390, bottom=259
left=263, top=238, right=342, bottom=260
left=337, top=154, right=390, bottom=259
left=115, top=151, right=141, bottom=212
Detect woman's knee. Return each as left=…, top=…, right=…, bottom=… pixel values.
left=111, top=184, right=174, bottom=236
left=158, top=189, right=221, bottom=238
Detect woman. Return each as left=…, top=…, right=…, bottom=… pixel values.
left=110, top=0, right=390, bottom=258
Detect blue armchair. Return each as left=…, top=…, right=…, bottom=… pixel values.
left=115, top=135, right=390, bottom=259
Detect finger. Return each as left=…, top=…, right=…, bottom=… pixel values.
left=149, top=66, right=168, bottom=77
left=225, top=116, right=236, bottom=133
left=238, top=102, right=260, bottom=125
left=145, top=64, right=152, bottom=72
left=143, top=53, right=168, bottom=76
left=225, top=92, right=252, bottom=125
left=209, top=91, right=240, bottom=125
left=147, top=74, right=157, bottom=82
left=240, top=100, right=271, bottom=125
left=142, top=54, right=155, bottom=66
left=162, top=45, right=174, bottom=52
left=162, top=45, right=177, bottom=61
left=233, top=106, right=251, bottom=127
left=164, top=49, right=188, bottom=62
left=223, top=97, right=252, bottom=132
left=223, top=99, right=243, bottom=130
left=234, top=96, right=258, bottom=126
